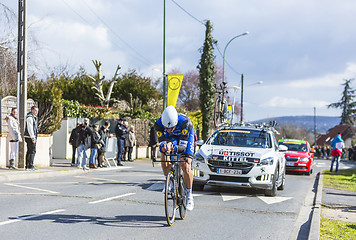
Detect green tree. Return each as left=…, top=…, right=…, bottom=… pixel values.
left=198, top=20, right=216, bottom=141
left=328, top=78, right=356, bottom=125
left=28, top=80, right=63, bottom=134
left=111, top=69, right=161, bottom=107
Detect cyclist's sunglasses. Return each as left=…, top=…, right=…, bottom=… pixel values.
left=165, top=127, right=174, bottom=131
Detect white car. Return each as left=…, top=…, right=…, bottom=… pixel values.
left=192, top=123, right=287, bottom=196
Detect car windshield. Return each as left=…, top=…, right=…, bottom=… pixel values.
left=279, top=142, right=307, bottom=152
left=207, top=129, right=272, bottom=148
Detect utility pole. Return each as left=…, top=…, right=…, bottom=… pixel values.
left=240, top=74, right=244, bottom=122
left=162, top=0, right=167, bottom=109
left=314, top=107, right=317, bottom=146
left=18, top=0, right=27, bottom=168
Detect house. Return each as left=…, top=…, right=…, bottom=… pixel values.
left=315, top=124, right=356, bottom=147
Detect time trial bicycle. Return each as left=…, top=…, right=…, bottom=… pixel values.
left=153, top=152, right=187, bottom=226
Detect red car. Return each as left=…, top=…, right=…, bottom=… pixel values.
left=278, top=139, right=314, bottom=175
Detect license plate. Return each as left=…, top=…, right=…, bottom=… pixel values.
left=217, top=168, right=242, bottom=175
left=286, top=162, right=294, bottom=166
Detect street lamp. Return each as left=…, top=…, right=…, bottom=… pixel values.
left=222, top=32, right=249, bottom=84
left=240, top=75, right=263, bottom=122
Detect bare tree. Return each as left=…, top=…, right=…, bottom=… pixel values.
left=87, top=60, right=121, bottom=108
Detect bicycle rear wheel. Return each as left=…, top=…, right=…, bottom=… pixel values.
left=165, top=171, right=177, bottom=226
left=214, top=97, right=222, bottom=128
left=178, top=175, right=187, bottom=220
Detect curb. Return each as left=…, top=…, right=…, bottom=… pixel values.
left=308, top=171, right=323, bottom=240
left=0, top=169, right=88, bottom=182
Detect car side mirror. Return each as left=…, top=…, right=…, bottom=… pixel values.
left=278, top=145, right=288, bottom=152
left=196, top=140, right=204, bottom=146
left=310, top=149, right=316, bottom=153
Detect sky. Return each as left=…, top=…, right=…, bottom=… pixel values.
left=1, top=0, right=356, bottom=122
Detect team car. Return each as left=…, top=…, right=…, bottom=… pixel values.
left=278, top=139, right=314, bottom=175
left=192, top=122, right=287, bottom=196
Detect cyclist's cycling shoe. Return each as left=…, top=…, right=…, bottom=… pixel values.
left=162, top=181, right=174, bottom=194
left=186, top=196, right=194, bottom=211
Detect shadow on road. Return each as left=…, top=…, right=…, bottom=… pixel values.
left=10, top=214, right=168, bottom=228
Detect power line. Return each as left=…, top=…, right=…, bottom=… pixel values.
left=81, top=0, right=153, bottom=67
left=170, top=0, right=204, bottom=26
left=215, top=43, right=243, bottom=76
left=62, top=0, right=152, bottom=67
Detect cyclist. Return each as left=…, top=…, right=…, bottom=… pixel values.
left=155, top=105, right=195, bottom=211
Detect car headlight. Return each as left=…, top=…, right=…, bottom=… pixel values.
left=300, top=157, right=309, bottom=162
left=260, top=157, right=274, bottom=165
left=195, top=153, right=205, bottom=163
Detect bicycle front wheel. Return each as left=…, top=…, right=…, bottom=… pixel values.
left=165, top=171, right=177, bottom=226
left=178, top=175, right=187, bottom=220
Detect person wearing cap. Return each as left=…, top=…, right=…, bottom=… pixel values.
left=154, top=105, right=195, bottom=211
left=115, top=118, right=127, bottom=166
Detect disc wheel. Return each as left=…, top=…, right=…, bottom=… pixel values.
left=165, top=171, right=177, bottom=226
left=178, top=175, right=187, bottom=220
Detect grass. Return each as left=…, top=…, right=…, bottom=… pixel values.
left=323, top=168, right=356, bottom=192
left=320, top=216, right=356, bottom=240
left=321, top=168, right=356, bottom=239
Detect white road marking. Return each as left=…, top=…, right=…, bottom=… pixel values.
left=74, top=176, right=128, bottom=183
left=0, top=209, right=65, bottom=226
left=220, top=193, right=247, bottom=201
left=257, top=196, right=292, bottom=204
left=4, top=183, right=59, bottom=194
left=88, top=193, right=136, bottom=204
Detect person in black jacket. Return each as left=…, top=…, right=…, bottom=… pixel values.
left=149, top=125, right=158, bottom=161
left=69, top=122, right=81, bottom=167
left=89, top=124, right=102, bottom=169
left=115, top=118, right=127, bottom=166
left=97, top=121, right=110, bottom=167
left=76, top=118, right=93, bottom=170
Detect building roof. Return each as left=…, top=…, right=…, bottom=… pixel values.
left=316, top=124, right=356, bottom=146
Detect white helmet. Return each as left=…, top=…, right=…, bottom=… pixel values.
left=161, top=105, right=178, bottom=129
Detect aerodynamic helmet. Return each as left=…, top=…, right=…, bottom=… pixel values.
left=161, top=105, right=178, bottom=129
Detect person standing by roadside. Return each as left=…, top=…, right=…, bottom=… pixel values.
left=69, top=122, right=81, bottom=167
left=6, top=108, right=22, bottom=169
left=76, top=118, right=92, bottom=170
left=122, top=121, right=129, bottom=161
left=149, top=124, right=158, bottom=162
left=24, top=106, right=38, bottom=171
left=330, top=133, right=345, bottom=173
left=115, top=118, right=126, bottom=166
left=89, top=124, right=102, bottom=169
left=97, top=121, right=110, bottom=168
left=126, top=126, right=136, bottom=162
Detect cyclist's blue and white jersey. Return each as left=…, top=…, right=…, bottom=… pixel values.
left=154, top=113, right=195, bottom=157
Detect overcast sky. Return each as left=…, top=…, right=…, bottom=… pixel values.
left=2, top=0, right=356, bottom=121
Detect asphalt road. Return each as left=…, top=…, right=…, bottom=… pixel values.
left=0, top=158, right=344, bottom=240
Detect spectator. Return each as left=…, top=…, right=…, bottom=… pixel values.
left=76, top=118, right=93, bottom=170
left=122, top=121, right=129, bottom=161
left=149, top=125, right=158, bottom=162
left=69, top=122, right=81, bottom=167
left=347, top=147, right=353, bottom=161
left=326, top=146, right=331, bottom=159
left=24, top=106, right=39, bottom=171
left=321, top=146, right=326, bottom=159
left=89, top=124, right=102, bottom=169
left=330, top=133, right=345, bottom=173
left=97, top=121, right=110, bottom=168
left=6, top=108, right=22, bottom=169
left=115, top=118, right=126, bottom=166
left=126, top=125, right=136, bottom=162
